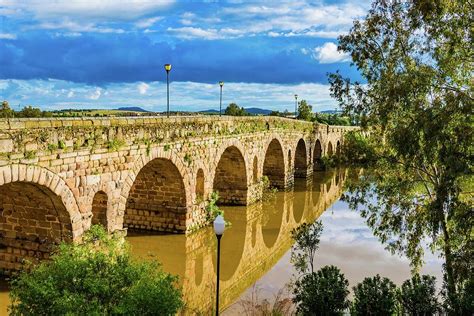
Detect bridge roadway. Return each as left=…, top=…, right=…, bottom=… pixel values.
left=0, top=115, right=356, bottom=272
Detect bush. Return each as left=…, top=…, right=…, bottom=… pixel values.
left=399, top=274, right=439, bottom=315
left=293, top=265, right=350, bottom=315
left=351, top=274, right=397, bottom=316
left=9, top=225, right=183, bottom=315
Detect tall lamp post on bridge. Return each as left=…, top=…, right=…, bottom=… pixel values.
left=219, top=81, right=224, bottom=117
left=164, top=63, right=172, bottom=117
left=213, top=214, right=225, bottom=315
left=294, top=94, right=298, bottom=119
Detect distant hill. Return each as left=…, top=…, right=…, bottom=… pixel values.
left=244, top=107, right=272, bottom=115
left=199, top=109, right=220, bottom=114
left=318, top=109, right=343, bottom=114
left=117, top=106, right=149, bottom=112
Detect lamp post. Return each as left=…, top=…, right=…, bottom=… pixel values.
left=213, top=214, right=225, bottom=316
left=294, top=94, right=298, bottom=119
left=219, top=81, right=224, bottom=117
left=164, top=64, right=172, bottom=117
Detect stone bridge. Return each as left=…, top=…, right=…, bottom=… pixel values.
left=0, top=116, right=356, bottom=272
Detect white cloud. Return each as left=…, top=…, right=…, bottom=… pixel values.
left=137, top=82, right=149, bottom=95
left=0, top=0, right=174, bottom=20
left=0, top=79, right=339, bottom=112
left=0, top=33, right=16, bottom=39
left=135, top=16, right=162, bottom=28
left=311, top=42, right=351, bottom=64
left=36, top=19, right=125, bottom=33
left=88, top=88, right=102, bottom=100
left=167, top=26, right=245, bottom=40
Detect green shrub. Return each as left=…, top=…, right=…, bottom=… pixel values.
left=9, top=225, right=183, bottom=315
left=399, top=274, right=439, bottom=315
left=293, top=265, right=350, bottom=315
left=351, top=274, right=397, bottom=316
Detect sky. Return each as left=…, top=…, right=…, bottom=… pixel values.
left=0, top=0, right=370, bottom=112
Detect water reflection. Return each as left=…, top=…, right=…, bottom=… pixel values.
left=126, top=169, right=346, bottom=314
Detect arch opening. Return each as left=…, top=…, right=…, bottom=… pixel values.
left=0, top=182, right=72, bottom=273
left=125, top=158, right=187, bottom=233
left=294, top=139, right=308, bottom=178
left=263, top=139, right=285, bottom=189
left=313, top=139, right=323, bottom=170
left=336, top=140, right=341, bottom=156
left=213, top=146, right=248, bottom=205
left=91, top=190, right=108, bottom=227
left=196, top=169, right=205, bottom=200
left=327, top=141, right=334, bottom=156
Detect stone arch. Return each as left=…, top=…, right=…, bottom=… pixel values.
left=313, top=139, right=323, bottom=170
left=213, top=146, right=248, bottom=205
left=336, top=140, right=341, bottom=155
left=252, top=156, right=259, bottom=184
left=91, top=190, right=108, bottom=227
left=0, top=164, right=81, bottom=273
left=327, top=141, right=334, bottom=156
left=263, top=138, right=285, bottom=189
left=119, top=148, right=192, bottom=231
left=196, top=168, right=205, bottom=200
left=294, top=138, right=308, bottom=178
left=124, top=157, right=187, bottom=233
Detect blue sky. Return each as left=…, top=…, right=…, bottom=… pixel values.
left=0, top=0, right=369, bottom=112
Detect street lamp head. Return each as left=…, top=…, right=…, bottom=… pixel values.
left=219, top=81, right=224, bottom=87
left=164, top=64, right=172, bottom=72
left=213, top=214, right=225, bottom=236
left=294, top=94, right=298, bottom=100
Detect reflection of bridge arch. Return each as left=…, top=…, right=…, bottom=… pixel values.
left=261, top=194, right=285, bottom=249
left=155, top=170, right=349, bottom=314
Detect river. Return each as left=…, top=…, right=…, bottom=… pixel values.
left=0, top=169, right=442, bottom=315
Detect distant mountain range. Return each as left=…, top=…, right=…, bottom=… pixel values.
left=117, top=106, right=150, bottom=112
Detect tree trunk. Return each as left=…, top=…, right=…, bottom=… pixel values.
left=441, top=219, right=458, bottom=314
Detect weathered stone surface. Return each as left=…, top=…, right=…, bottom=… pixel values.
left=0, top=116, right=356, bottom=273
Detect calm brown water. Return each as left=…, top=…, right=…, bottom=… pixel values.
left=0, top=169, right=442, bottom=315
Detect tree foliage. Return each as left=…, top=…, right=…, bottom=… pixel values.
left=225, top=102, right=249, bottom=116
left=293, top=265, right=350, bottom=315
left=351, top=274, right=398, bottom=316
left=9, top=225, right=183, bottom=315
left=290, top=221, right=323, bottom=274
left=297, top=100, right=313, bottom=121
left=399, top=274, right=439, bottom=315
left=1, top=100, right=14, bottom=118
left=329, top=0, right=473, bottom=312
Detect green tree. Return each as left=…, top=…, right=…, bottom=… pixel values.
left=1, top=100, right=14, bottom=118
left=297, top=100, right=313, bottom=121
left=9, top=225, right=183, bottom=315
left=329, top=0, right=473, bottom=312
left=399, top=274, right=439, bottom=315
left=293, top=265, right=350, bottom=315
left=225, top=102, right=248, bottom=116
left=17, top=106, right=42, bottom=118
left=290, top=221, right=323, bottom=274
left=351, top=275, right=397, bottom=316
